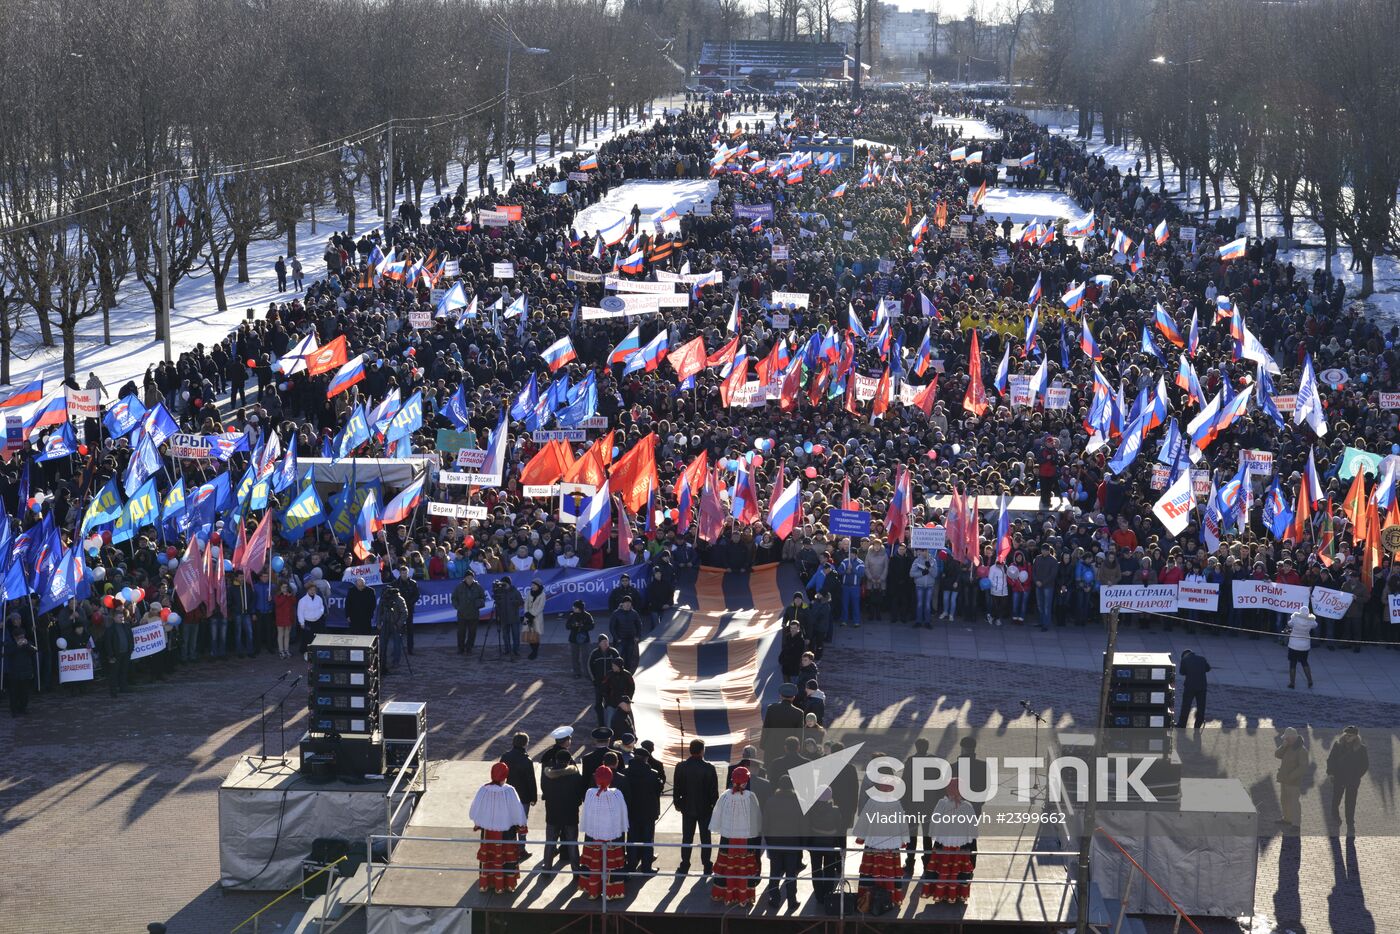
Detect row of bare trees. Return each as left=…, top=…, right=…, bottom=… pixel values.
left=1037, top=0, right=1400, bottom=296
left=0, top=0, right=689, bottom=381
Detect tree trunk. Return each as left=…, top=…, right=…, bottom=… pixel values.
left=287, top=220, right=298, bottom=256
left=347, top=201, right=356, bottom=238
left=1253, top=199, right=1263, bottom=240
left=62, top=319, right=76, bottom=382
left=213, top=260, right=229, bottom=312
left=238, top=241, right=250, bottom=284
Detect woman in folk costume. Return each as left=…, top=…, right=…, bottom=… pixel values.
left=708, top=765, right=763, bottom=905
left=854, top=770, right=907, bottom=908
left=469, top=762, right=528, bottom=894
left=924, top=779, right=979, bottom=903
left=578, top=765, right=629, bottom=899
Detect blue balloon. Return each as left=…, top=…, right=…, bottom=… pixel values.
left=223, top=559, right=234, bottom=571
left=271, top=555, right=285, bottom=573
left=1361, top=373, right=1370, bottom=384
left=168, top=613, right=182, bottom=627
left=804, top=442, right=814, bottom=453
left=612, top=447, right=620, bottom=458
left=120, top=587, right=133, bottom=601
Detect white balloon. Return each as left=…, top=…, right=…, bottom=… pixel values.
left=92, top=567, right=107, bottom=581
left=56, top=638, right=68, bottom=650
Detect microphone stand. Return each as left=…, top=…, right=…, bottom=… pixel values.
left=273, top=675, right=303, bottom=762
left=1021, top=699, right=1047, bottom=804
left=243, top=672, right=290, bottom=772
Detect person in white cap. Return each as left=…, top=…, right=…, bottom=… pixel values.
left=469, top=762, right=528, bottom=893
left=537, top=726, right=574, bottom=769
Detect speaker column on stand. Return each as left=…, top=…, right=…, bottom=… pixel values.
left=300, top=634, right=385, bottom=778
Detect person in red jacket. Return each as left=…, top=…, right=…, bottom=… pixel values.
left=273, top=582, right=297, bottom=658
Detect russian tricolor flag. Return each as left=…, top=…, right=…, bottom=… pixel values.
left=1061, top=282, right=1086, bottom=313
left=578, top=481, right=612, bottom=548
left=352, top=489, right=380, bottom=561
left=767, top=478, right=802, bottom=540
left=380, top=475, right=425, bottom=526
left=1080, top=317, right=1101, bottom=360
left=578, top=155, right=599, bottom=171
left=1154, top=219, right=1169, bottom=245
left=541, top=336, right=578, bottom=372
left=1218, top=237, right=1247, bottom=261
left=24, top=393, right=68, bottom=435
left=1027, top=274, right=1042, bottom=306
left=829, top=182, right=847, bottom=199
left=1154, top=303, right=1186, bottom=348
left=610, top=325, right=642, bottom=365
left=0, top=377, right=44, bottom=409
left=326, top=354, right=367, bottom=398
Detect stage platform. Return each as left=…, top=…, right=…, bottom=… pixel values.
left=358, top=761, right=1076, bottom=932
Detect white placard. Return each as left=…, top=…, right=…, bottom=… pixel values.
left=1179, top=227, right=1197, bottom=242
left=605, top=278, right=677, bottom=294
left=58, top=647, right=94, bottom=683
left=1379, top=393, right=1400, bottom=410
left=426, top=502, right=488, bottom=520
left=1176, top=582, right=1219, bottom=612
left=1310, top=587, right=1354, bottom=620
left=771, top=245, right=789, bottom=261
left=770, top=290, right=810, bottom=309
left=910, top=527, right=946, bottom=551
left=1239, top=449, right=1273, bottom=475
left=455, top=449, right=488, bottom=469
left=342, top=563, right=383, bottom=586
left=442, top=259, right=460, bottom=278
left=1099, top=584, right=1180, bottom=614
left=771, top=313, right=790, bottom=329
left=169, top=433, right=212, bottom=460
left=1389, top=593, right=1400, bottom=625
left=1273, top=394, right=1297, bottom=413
left=408, top=310, right=433, bottom=328
left=480, top=209, right=509, bottom=227
left=531, top=430, right=587, bottom=442
left=1232, top=580, right=1310, bottom=612
left=66, top=388, right=101, bottom=419
left=130, top=621, right=167, bottom=661
left=1046, top=385, right=1071, bottom=410
left=493, top=262, right=515, bottom=279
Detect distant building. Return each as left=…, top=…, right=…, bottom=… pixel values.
left=697, top=40, right=850, bottom=91
left=877, top=3, right=938, bottom=66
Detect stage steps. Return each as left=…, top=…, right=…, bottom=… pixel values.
left=289, top=864, right=370, bottom=934
left=1074, top=880, right=1148, bottom=934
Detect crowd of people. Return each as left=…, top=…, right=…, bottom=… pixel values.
left=1, top=84, right=1394, bottom=728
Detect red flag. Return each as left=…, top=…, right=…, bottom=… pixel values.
left=173, top=536, right=207, bottom=613
left=1342, top=472, right=1368, bottom=544
left=305, top=335, right=348, bottom=377
left=1283, top=480, right=1312, bottom=545
left=946, top=487, right=964, bottom=560
left=564, top=431, right=613, bottom=487
left=707, top=335, right=740, bottom=368
left=755, top=340, right=787, bottom=386
left=964, top=493, right=982, bottom=567
left=676, top=450, right=708, bottom=499
left=609, top=433, right=658, bottom=514
left=779, top=362, right=803, bottom=413
left=910, top=375, right=939, bottom=415
left=240, top=511, right=275, bottom=575
left=963, top=330, right=989, bottom=416
left=1363, top=496, right=1382, bottom=588
left=720, top=356, right=749, bottom=407
left=520, top=440, right=572, bottom=487
left=841, top=476, right=852, bottom=511
left=230, top=519, right=251, bottom=570
left=697, top=468, right=727, bottom=543
left=668, top=336, right=708, bottom=383
left=870, top=367, right=891, bottom=421
left=843, top=370, right=860, bottom=416
left=808, top=363, right=829, bottom=407
left=617, top=498, right=634, bottom=563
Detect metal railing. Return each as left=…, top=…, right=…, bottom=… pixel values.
left=1094, top=829, right=1203, bottom=934
left=384, top=731, right=429, bottom=831
left=362, top=833, right=1079, bottom=923
left=232, top=856, right=347, bottom=934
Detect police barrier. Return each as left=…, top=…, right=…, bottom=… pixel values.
left=323, top=565, right=649, bottom=627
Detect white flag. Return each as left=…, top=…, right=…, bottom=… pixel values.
left=1152, top=465, right=1196, bottom=536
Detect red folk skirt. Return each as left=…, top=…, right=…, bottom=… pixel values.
left=857, top=846, right=905, bottom=907
left=921, top=843, right=976, bottom=901
left=477, top=829, right=520, bottom=893
left=711, top=837, right=759, bottom=905
left=578, top=836, right=626, bottom=899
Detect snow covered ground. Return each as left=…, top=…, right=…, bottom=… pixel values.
left=977, top=188, right=1081, bottom=225
left=1045, top=122, right=1400, bottom=326
left=923, top=115, right=998, bottom=139
left=572, top=179, right=719, bottom=241
left=4, top=105, right=666, bottom=390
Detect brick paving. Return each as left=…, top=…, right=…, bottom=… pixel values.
left=1, top=618, right=1395, bottom=934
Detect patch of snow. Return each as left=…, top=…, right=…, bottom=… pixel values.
left=977, top=188, right=1082, bottom=224
left=572, top=179, right=719, bottom=239
left=4, top=106, right=664, bottom=390
left=923, top=115, right=999, bottom=139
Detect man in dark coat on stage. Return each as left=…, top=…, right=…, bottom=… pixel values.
left=761, top=683, right=805, bottom=764
left=624, top=745, right=665, bottom=873
left=499, top=732, right=538, bottom=861
left=673, top=738, right=720, bottom=876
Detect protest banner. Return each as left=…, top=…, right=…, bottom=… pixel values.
left=771, top=245, right=789, bottom=261
left=1176, top=582, right=1219, bottom=612
left=910, top=526, right=947, bottom=551
left=770, top=313, right=790, bottom=329
left=568, top=171, right=591, bottom=182
left=408, top=310, right=433, bottom=328
left=1310, top=587, right=1354, bottom=620
left=605, top=278, right=677, bottom=294
left=66, top=388, right=101, bottom=419
left=435, top=429, right=476, bottom=454
left=734, top=203, right=774, bottom=221
left=479, top=209, right=509, bottom=227
left=130, top=622, right=167, bottom=661
left=1390, top=593, right=1400, bottom=625
left=426, top=502, right=488, bottom=520
left=1239, top=449, right=1273, bottom=475
left=566, top=269, right=604, bottom=283
left=828, top=509, right=872, bottom=537
left=342, top=563, right=383, bottom=586
left=492, top=261, right=515, bottom=278
left=1273, top=394, right=1297, bottom=412
left=58, top=647, right=94, bottom=683
left=454, top=449, right=488, bottom=469
left=531, top=430, right=587, bottom=442
left=1046, top=385, right=1072, bottom=410
left=169, top=433, right=212, bottom=459
left=442, top=259, right=460, bottom=278
left=1232, top=580, right=1310, bottom=612
left=1099, top=584, right=1180, bottom=614
left=1339, top=446, right=1383, bottom=479
left=770, top=290, right=810, bottom=309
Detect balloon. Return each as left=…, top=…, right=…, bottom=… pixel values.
left=805, top=466, right=818, bottom=478
left=952, top=443, right=961, bottom=455
left=669, top=508, right=680, bottom=522
left=167, top=559, right=179, bottom=569
left=223, top=559, right=234, bottom=571
left=812, top=444, right=824, bottom=455
left=210, top=532, right=221, bottom=545
left=464, top=535, right=476, bottom=549
left=752, top=454, right=763, bottom=467
left=78, top=444, right=88, bottom=455
left=134, top=588, right=145, bottom=602
left=92, top=567, right=106, bottom=581
left=102, top=595, right=115, bottom=608
left=56, top=638, right=68, bottom=650
left=160, top=608, right=171, bottom=621
left=611, top=447, right=620, bottom=458
left=166, top=546, right=178, bottom=559
left=87, top=544, right=101, bottom=557
left=168, top=613, right=182, bottom=627
left=271, top=555, right=285, bottom=573
left=246, top=358, right=256, bottom=368
left=803, top=442, right=813, bottom=453
left=406, top=347, right=416, bottom=357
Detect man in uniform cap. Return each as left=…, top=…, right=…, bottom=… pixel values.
left=761, top=683, right=805, bottom=764
left=580, top=727, right=614, bottom=784
left=537, top=725, right=575, bottom=768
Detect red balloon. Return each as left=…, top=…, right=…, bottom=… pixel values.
left=246, top=359, right=256, bottom=368
left=101, top=530, right=112, bottom=545
left=134, top=588, right=146, bottom=602
left=812, top=445, right=824, bottom=455
left=210, top=532, right=221, bottom=545
left=102, top=595, right=115, bottom=608
left=804, top=466, right=818, bottom=478
left=160, top=608, right=171, bottom=621
left=406, top=347, right=417, bottom=356
left=464, top=535, right=476, bottom=549
left=166, top=546, right=178, bottom=559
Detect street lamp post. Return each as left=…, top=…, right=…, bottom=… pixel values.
left=494, top=19, right=549, bottom=183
